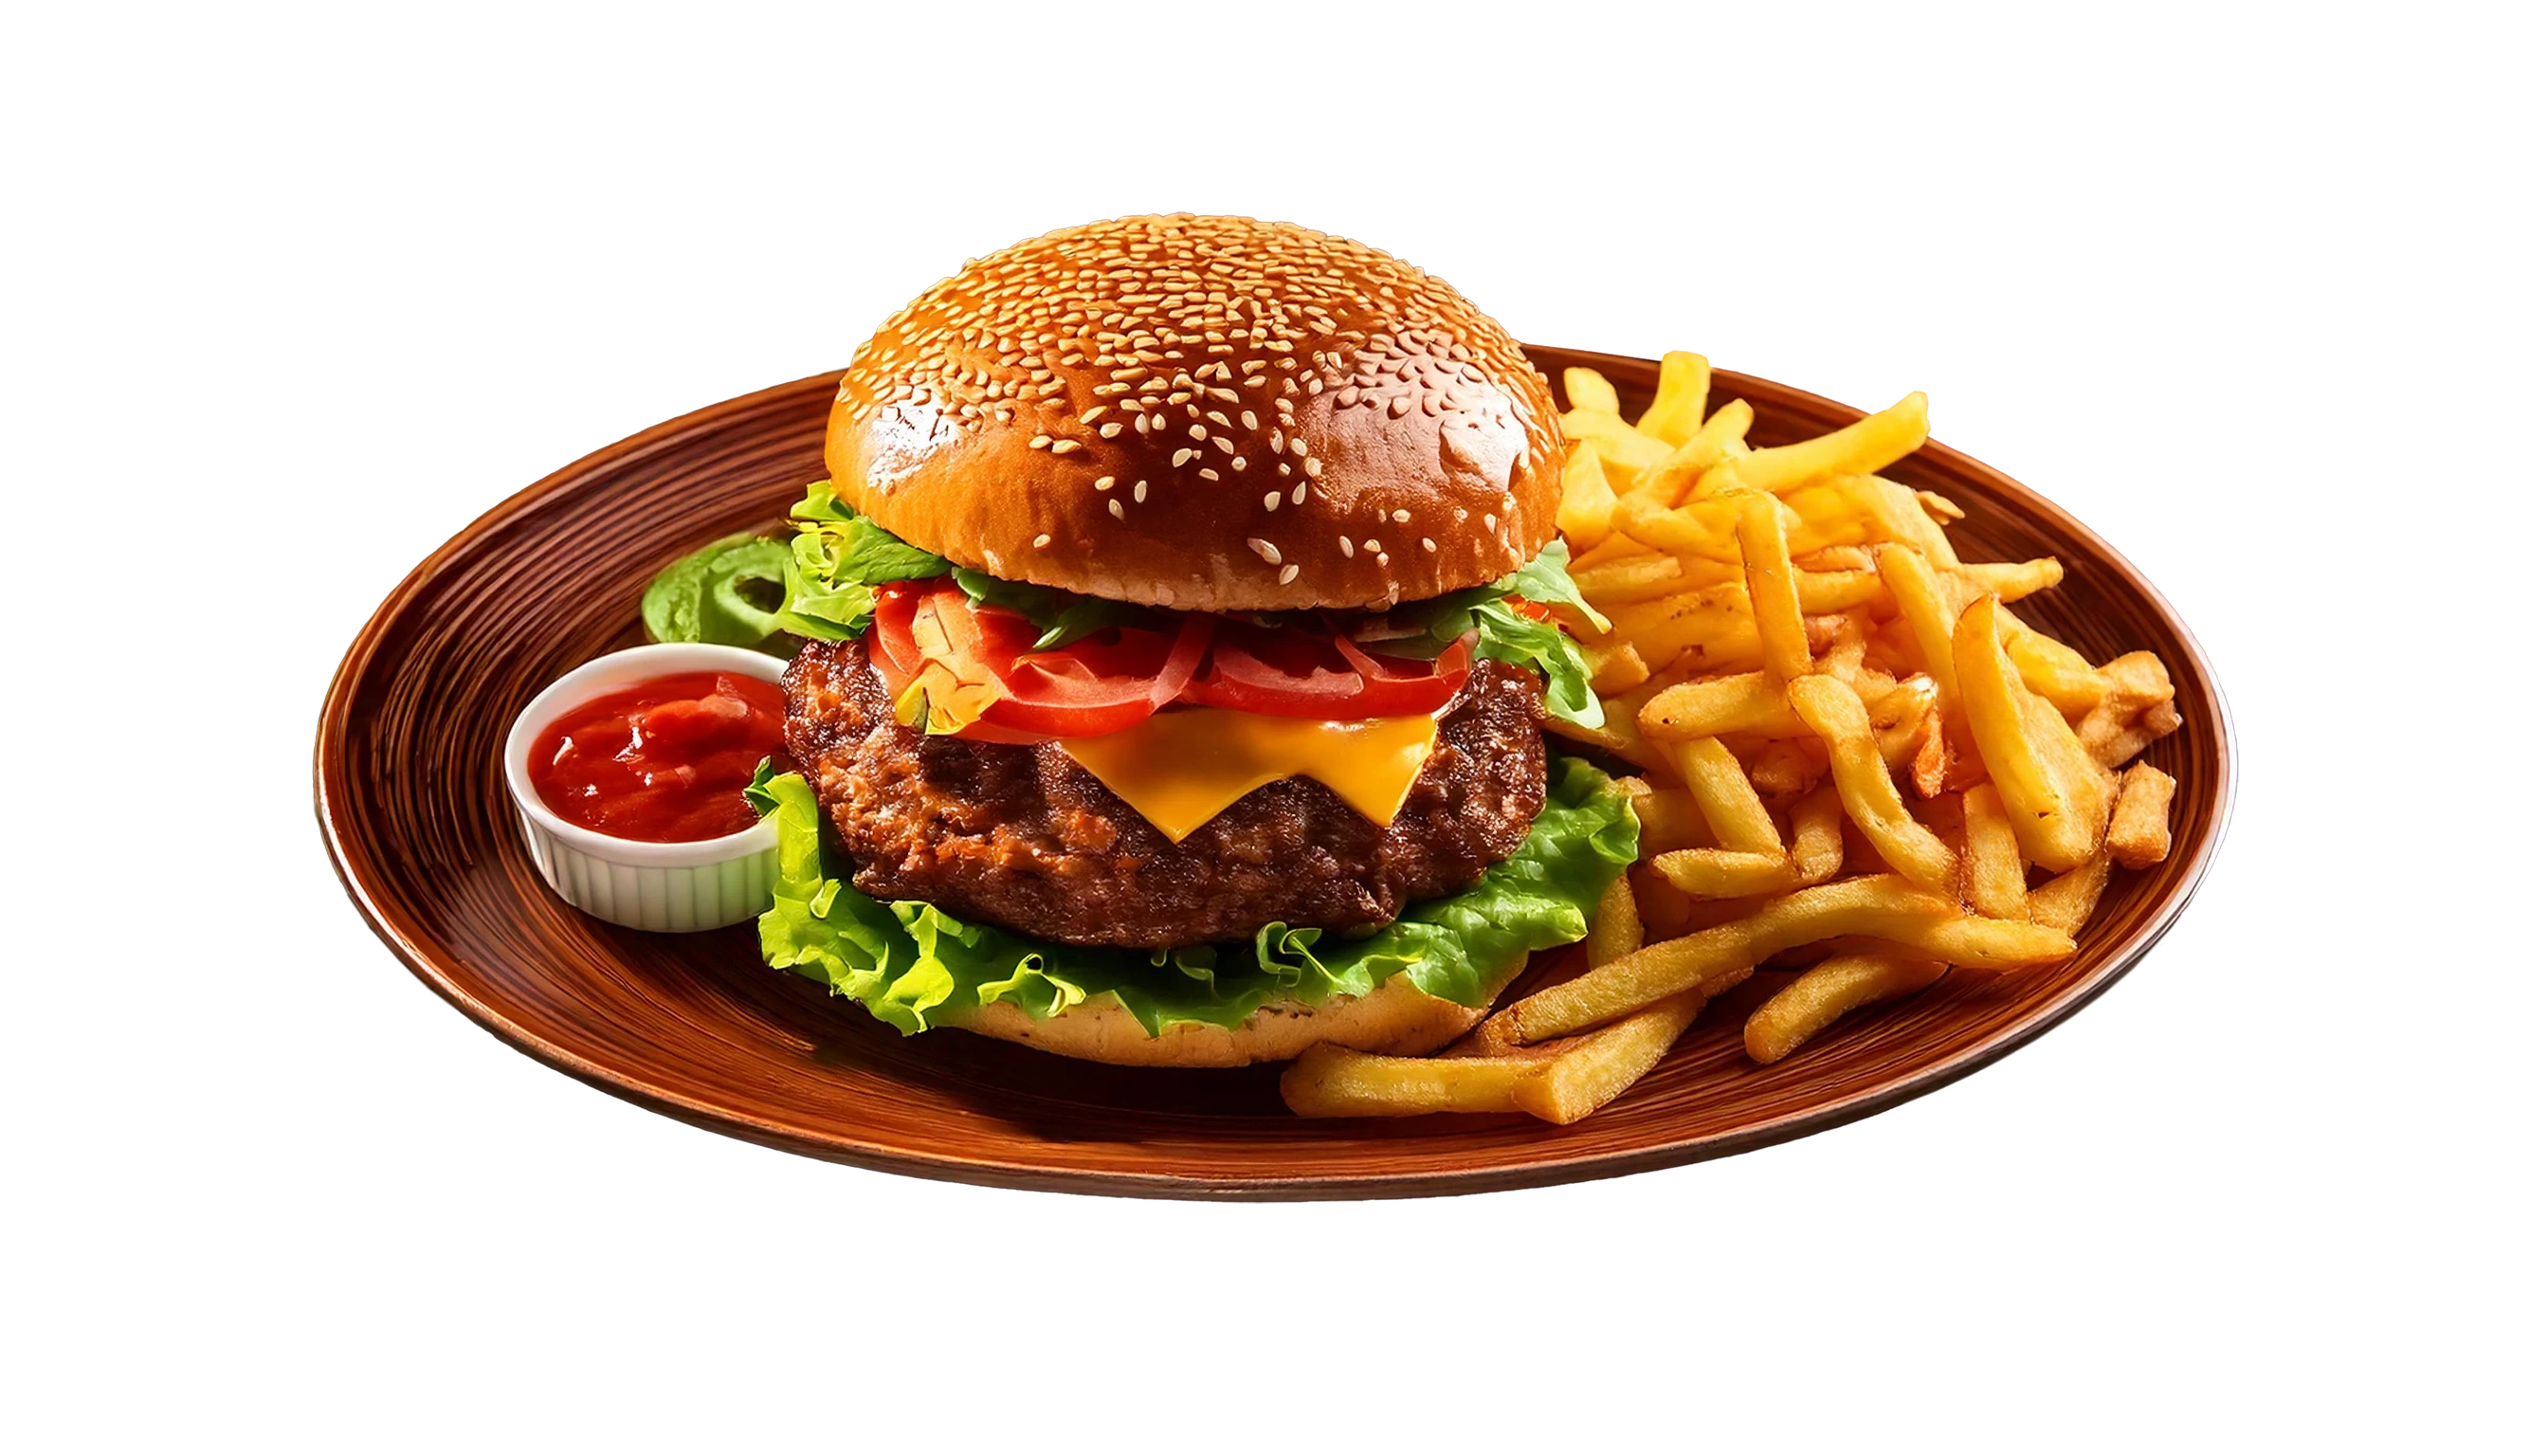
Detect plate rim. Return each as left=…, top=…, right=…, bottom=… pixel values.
left=315, top=351, right=2237, bottom=1200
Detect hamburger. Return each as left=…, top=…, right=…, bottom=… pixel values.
left=740, top=215, right=1636, bottom=1066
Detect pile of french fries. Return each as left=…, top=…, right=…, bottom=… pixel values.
left=1282, top=353, right=2183, bottom=1123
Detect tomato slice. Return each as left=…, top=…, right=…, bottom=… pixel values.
left=867, top=581, right=1210, bottom=739
left=1180, top=622, right=1472, bottom=719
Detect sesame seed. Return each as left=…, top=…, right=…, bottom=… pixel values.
left=1392, top=508, right=1411, bottom=523
left=1108, top=500, right=1125, bottom=519
left=1079, top=408, right=1105, bottom=424
left=1032, top=534, right=1052, bottom=549
left=1484, top=514, right=1497, bottom=530
left=1198, top=468, right=1219, bottom=481
left=1134, top=481, right=1147, bottom=502
left=1279, top=564, right=1300, bottom=584
left=1247, top=537, right=1282, bottom=563
left=1293, top=484, right=1306, bottom=504
left=1390, top=396, right=1412, bottom=417
left=1339, top=537, right=1356, bottom=557
left=1050, top=440, right=1082, bottom=454
left=1290, top=439, right=1307, bottom=456
left=1099, top=423, right=1122, bottom=439
left=1364, top=538, right=1383, bottom=553
left=1304, top=459, right=1323, bottom=479
left=1422, top=537, right=1437, bottom=552
left=1376, top=553, right=1390, bottom=566
left=1189, top=424, right=1208, bottom=440
left=1242, top=410, right=1258, bottom=430
left=1231, top=457, right=1246, bottom=471
left=1264, top=492, right=1280, bottom=511
left=1173, top=448, right=1195, bottom=466
left=1029, top=434, right=1052, bottom=449
left=1095, top=476, right=1116, bottom=491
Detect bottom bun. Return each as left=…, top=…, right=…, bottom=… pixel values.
left=946, top=958, right=1531, bottom=1068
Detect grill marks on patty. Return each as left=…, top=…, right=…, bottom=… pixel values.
left=782, top=637, right=1549, bottom=950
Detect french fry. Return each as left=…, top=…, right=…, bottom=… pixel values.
left=1748, top=737, right=1830, bottom=800
left=1563, top=366, right=1620, bottom=414
left=2028, top=853, right=2112, bottom=937
left=1917, top=489, right=1965, bottom=522
left=1612, top=490, right=1746, bottom=563
left=1569, top=529, right=1655, bottom=570
left=1957, top=558, right=2063, bottom=603
left=1513, top=990, right=1706, bottom=1123
left=1630, top=863, right=1695, bottom=940
left=1795, top=569, right=1887, bottom=613
left=1555, top=441, right=1617, bottom=547
left=1787, top=675, right=1959, bottom=894
left=1544, top=711, right=1673, bottom=777
left=1787, top=784, right=1847, bottom=884
left=1641, top=670, right=1810, bottom=741
left=1744, top=954, right=1949, bottom=1064
left=1587, top=872, right=1646, bottom=969
left=1794, top=545, right=1874, bottom=573
left=2100, top=651, right=2175, bottom=713
left=1838, top=473, right=1959, bottom=568
left=1999, top=612, right=2108, bottom=717
left=1875, top=543, right=1961, bottom=711
left=1699, top=391, right=1929, bottom=497
left=1634, top=351, right=1712, bottom=445
left=1583, top=638, right=1652, bottom=695
left=1508, top=875, right=2076, bottom=1043
left=1617, top=777, right=1713, bottom=854
left=1652, top=847, right=1796, bottom=899
left=2081, top=696, right=2182, bottom=769
left=1663, top=736, right=1784, bottom=855
left=1954, top=595, right=2099, bottom=870
left=2106, top=762, right=2176, bottom=868
left=1629, top=399, right=1757, bottom=505
left=1959, top=783, right=2029, bottom=920
left=1574, top=552, right=1716, bottom=605
left=1738, top=493, right=1813, bottom=679
left=1279, top=1045, right=1547, bottom=1118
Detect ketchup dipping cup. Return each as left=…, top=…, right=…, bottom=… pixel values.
left=502, top=643, right=788, bottom=932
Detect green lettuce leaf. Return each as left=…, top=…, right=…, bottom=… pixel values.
left=771, top=482, right=952, bottom=640
left=641, top=534, right=793, bottom=655
left=748, top=756, right=1639, bottom=1036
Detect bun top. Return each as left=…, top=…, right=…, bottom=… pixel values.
left=825, top=215, right=1565, bottom=611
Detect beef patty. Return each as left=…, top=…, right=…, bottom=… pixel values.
left=781, top=637, right=1548, bottom=949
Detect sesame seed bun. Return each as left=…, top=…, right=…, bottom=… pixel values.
left=945, top=956, right=1529, bottom=1068
left=825, top=214, right=1567, bottom=612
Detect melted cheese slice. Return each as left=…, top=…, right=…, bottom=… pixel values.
left=1061, top=709, right=1439, bottom=844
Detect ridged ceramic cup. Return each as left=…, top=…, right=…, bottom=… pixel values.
left=500, top=643, right=784, bottom=932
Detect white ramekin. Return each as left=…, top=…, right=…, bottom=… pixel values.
left=501, top=643, right=787, bottom=933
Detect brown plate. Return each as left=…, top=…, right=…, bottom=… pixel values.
left=316, top=347, right=2232, bottom=1200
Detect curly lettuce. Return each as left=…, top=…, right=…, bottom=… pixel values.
left=745, top=756, right=1639, bottom=1036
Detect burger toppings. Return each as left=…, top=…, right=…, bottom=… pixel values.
left=1057, top=708, right=1442, bottom=845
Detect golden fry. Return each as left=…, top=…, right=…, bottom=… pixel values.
left=1543, top=711, right=1673, bottom=777
left=1640, top=670, right=1810, bottom=741
left=1569, top=529, right=1655, bottom=570
left=1584, top=639, right=1652, bottom=695
left=1513, top=990, right=1705, bottom=1123
left=1616, top=777, right=1712, bottom=854
left=2107, top=762, right=2176, bottom=868
left=1787, top=675, right=1959, bottom=894
left=1959, top=783, right=2029, bottom=920
left=1744, top=954, right=1949, bottom=1064
left=2028, top=853, right=2112, bottom=937
left=1876, top=543, right=1961, bottom=711
left=1634, top=351, right=1712, bottom=446
left=1279, top=1046, right=1545, bottom=1118
left=1509, top=875, right=2076, bottom=1043
left=1705, top=391, right=1930, bottom=497
left=1838, top=474, right=1959, bottom=568
left=1652, top=847, right=1795, bottom=899
left=1954, top=595, right=2097, bottom=869
left=1563, top=366, right=1620, bottom=414
left=2101, top=650, right=2175, bottom=713
left=1957, top=558, right=2063, bottom=603
left=1917, top=490, right=1965, bottom=522
left=1999, top=612, right=2108, bottom=717
left=1738, top=493, right=1813, bottom=679
left=1587, top=872, right=1645, bottom=968
left=2081, top=696, right=2182, bottom=769
left=1575, top=552, right=1713, bottom=605
left=1663, top=736, right=1784, bottom=854
left=1787, top=785, right=1847, bottom=883
left=1749, top=737, right=1831, bottom=799
left=1611, top=490, right=1745, bottom=563
left=1555, top=440, right=1617, bottom=547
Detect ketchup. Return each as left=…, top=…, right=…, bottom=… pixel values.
left=530, top=671, right=788, bottom=842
